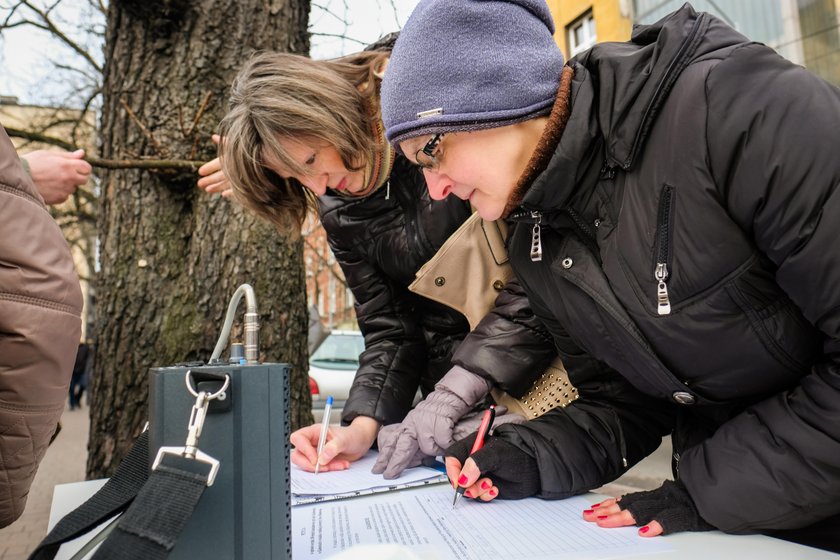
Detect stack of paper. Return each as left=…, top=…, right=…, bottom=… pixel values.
left=292, top=485, right=674, bottom=560
left=291, top=451, right=448, bottom=506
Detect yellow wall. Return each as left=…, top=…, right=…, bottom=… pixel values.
left=546, top=0, right=633, bottom=60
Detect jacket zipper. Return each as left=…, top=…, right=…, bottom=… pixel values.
left=507, top=209, right=545, bottom=262
left=654, top=185, right=674, bottom=315
left=530, top=211, right=543, bottom=262
left=611, top=409, right=629, bottom=468
left=673, top=450, right=681, bottom=479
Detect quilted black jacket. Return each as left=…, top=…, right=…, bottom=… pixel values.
left=492, top=5, right=840, bottom=534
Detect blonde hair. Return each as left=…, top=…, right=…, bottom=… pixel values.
left=218, top=50, right=389, bottom=231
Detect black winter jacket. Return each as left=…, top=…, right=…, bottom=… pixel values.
left=320, top=156, right=553, bottom=426
left=494, top=5, right=840, bottom=534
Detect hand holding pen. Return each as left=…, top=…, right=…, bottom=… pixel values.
left=289, top=410, right=380, bottom=473
left=444, top=406, right=542, bottom=504
left=447, top=405, right=498, bottom=507
left=314, top=396, right=334, bottom=475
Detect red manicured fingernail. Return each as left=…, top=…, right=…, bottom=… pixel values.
left=464, top=490, right=472, bottom=498
left=640, top=526, right=650, bottom=534
left=597, top=515, right=608, bottom=520
left=481, top=480, right=490, bottom=489
left=591, top=502, right=601, bottom=508
left=583, top=509, right=594, bottom=515
left=489, top=489, right=497, bottom=496
left=458, top=474, right=468, bottom=485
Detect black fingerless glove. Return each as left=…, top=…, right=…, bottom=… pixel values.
left=445, top=432, right=540, bottom=499
left=619, top=480, right=715, bottom=535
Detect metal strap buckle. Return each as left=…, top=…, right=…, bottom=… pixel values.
left=151, top=371, right=231, bottom=487
left=152, top=447, right=221, bottom=487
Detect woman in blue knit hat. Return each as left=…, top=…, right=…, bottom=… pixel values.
left=381, top=0, right=840, bottom=552
left=197, top=42, right=562, bottom=477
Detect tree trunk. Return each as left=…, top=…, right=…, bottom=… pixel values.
left=88, top=0, right=312, bottom=477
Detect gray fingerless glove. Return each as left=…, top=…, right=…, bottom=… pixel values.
left=619, top=480, right=715, bottom=535
left=372, top=366, right=490, bottom=479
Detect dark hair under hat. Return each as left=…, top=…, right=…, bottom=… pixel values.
left=382, top=0, right=566, bottom=146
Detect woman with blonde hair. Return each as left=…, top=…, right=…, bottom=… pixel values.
left=198, top=41, right=560, bottom=477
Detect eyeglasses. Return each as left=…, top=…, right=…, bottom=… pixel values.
left=414, top=133, right=445, bottom=171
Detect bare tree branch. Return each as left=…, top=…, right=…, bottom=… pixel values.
left=44, top=0, right=62, bottom=17
left=185, top=92, right=213, bottom=137
left=383, top=0, right=401, bottom=29
left=1, top=1, right=26, bottom=27
left=72, top=86, right=102, bottom=143
left=5, top=127, right=205, bottom=170
left=1, top=18, right=48, bottom=29
left=86, top=157, right=205, bottom=170
left=120, top=97, right=169, bottom=158
left=310, top=2, right=350, bottom=27
left=52, top=59, right=101, bottom=84
left=309, top=32, right=366, bottom=45
left=19, top=0, right=103, bottom=73
left=5, top=126, right=76, bottom=150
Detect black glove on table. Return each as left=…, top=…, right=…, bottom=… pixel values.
left=445, top=432, right=540, bottom=499
left=619, top=479, right=715, bottom=534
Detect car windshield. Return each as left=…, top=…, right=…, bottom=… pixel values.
left=310, top=333, right=364, bottom=366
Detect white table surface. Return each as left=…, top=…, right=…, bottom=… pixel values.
left=49, top=480, right=837, bottom=559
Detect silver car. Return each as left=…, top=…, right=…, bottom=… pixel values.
left=309, top=330, right=365, bottom=423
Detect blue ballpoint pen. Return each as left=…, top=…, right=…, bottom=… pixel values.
left=314, top=396, right=333, bottom=475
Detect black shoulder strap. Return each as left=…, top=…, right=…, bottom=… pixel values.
left=28, top=430, right=212, bottom=560
left=90, top=451, right=213, bottom=560
left=28, top=431, right=150, bottom=560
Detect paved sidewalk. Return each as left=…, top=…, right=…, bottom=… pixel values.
left=0, top=407, right=89, bottom=560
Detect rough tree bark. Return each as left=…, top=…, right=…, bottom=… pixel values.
left=88, top=0, right=313, bottom=477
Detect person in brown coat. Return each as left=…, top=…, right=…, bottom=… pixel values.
left=0, top=125, right=83, bottom=527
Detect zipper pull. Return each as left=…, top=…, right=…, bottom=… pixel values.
left=655, top=263, right=671, bottom=315
left=385, top=180, right=390, bottom=200
left=530, top=211, right=543, bottom=262
left=600, top=162, right=616, bottom=180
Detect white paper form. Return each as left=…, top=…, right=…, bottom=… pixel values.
left=291, top=451, right=447, bottom=505
left=292, top=484, right=672, bottom=560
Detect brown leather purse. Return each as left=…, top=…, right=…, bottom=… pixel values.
left=409, top=213, right=578, bottom=419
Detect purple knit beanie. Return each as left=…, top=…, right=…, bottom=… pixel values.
left=382, top=0, right=566, bottom=146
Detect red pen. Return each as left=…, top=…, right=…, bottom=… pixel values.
left=453, top=404, right=496, bottom=508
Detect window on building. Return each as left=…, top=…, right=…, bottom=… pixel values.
left=568, top=11, right=597, bottom=57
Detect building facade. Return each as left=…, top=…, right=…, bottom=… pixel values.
left=546, top=0, right=633, bottom=58
left=547, top=0, right=840, bottom=88
left=301, top=215, right=357, bottom=331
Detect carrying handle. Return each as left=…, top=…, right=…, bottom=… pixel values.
left=209, top=283, right=260, bottom=364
